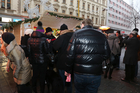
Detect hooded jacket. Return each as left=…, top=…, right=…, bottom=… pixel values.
left=6, top=39, right=32, bottom=85
left=28, top=31, right=49, bottom=64
left=66, top=25, right=111, bottom=75
left=53, top=30, right=73, bottom=70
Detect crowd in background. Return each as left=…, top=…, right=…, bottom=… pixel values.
left=0, top=19, right=140, bottom=93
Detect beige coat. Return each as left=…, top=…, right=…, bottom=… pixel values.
left=6, top=39, right=32, bottom=85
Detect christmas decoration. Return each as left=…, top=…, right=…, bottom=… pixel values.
left=47, top=12, right=83, bottom=20
left=41, top=0, right=54, bottom=11
left=23, top=0, right=40, bottom=18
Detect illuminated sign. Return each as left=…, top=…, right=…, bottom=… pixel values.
left=13, top=19, right=22, bottom=22
left=2, top=17, right=12, bottom=22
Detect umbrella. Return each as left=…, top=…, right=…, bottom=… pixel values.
left=99, top=26, right=110, bottom=31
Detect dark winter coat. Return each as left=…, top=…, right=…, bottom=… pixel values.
left=53, top=30, right=73, bottom=70
left=66, top=25, right=111, bottom=75
left=123, top=36, right=140, bottom=65
left=28, top=31, right=49, bottom=64
left=20, top=35, right=30, bottom=57
left=21, top=35, right=30, bottom=46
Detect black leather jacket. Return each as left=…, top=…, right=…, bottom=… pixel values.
left=66, top=25, right=111, bottom=75
left=28, top=31, right=49, bottom=64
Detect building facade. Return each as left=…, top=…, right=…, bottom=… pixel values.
left=106, top=0, right=134, bottom=34
left=0, top=0, right=107, bottom=29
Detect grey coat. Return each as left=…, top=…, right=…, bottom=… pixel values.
left=107, top=33, right=120, bottom=55
left=123, top=36, right=140, bottom=65
left=6, top=39, right=32, bottom=85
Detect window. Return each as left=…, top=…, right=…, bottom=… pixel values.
left=62, top=10, right=65, bottom=13
left=83, top=3, right=85, bottom=9
left=70, top=12, right=73, bottom=15
left=102, top=0, right=105, bottom=4
left=96, top=18, right=98, bottom=24
left=1, top=0, right=5, bottom=8
left=96, top=7, right=98, bottom=13
left=55, top=8, right=58, bottom=12
left=63, top=0, right=66, bottom=4
left=92, top=6, right=94, bottom=12
left=101, top=19, right=104, bottom=25
left=92, top=17, right=94, bottom=22
left=88, top=4, right=90, bottom=11
left=82, top=15, right=84, bottom=18
left=7, top=0, right=11, bottom=9
left=70, top=0, right=73, bottom=6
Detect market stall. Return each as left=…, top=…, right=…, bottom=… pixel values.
left=16, top=10, right=83, bottom=44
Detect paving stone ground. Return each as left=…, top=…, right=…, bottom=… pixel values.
left=0, top=48, right=140, bottom=93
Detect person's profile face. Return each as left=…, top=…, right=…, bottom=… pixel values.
left=116, top=33, right=119, bottom=37
left=0, top=38, right=8, bottom=56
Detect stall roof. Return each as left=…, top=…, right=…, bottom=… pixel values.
left=32, top=10, right=83, bottom=30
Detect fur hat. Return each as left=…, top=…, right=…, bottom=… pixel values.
left=46, top=27, right=52, bottom=33
left=2, top=32, right=15, bottom=44
left=133, top=28, right=139, bottom=32
left=36, top=21, right=44, bottom=33
left=60, top=24, right=68, bottom=31
left=130, top=31, right=138, bottom=35
left=25, top=29, right=33, bottom=35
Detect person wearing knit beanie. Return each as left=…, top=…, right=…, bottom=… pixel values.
left=36, top=21, right=44, bottom=33
left=2, top=32, right=15, bottom=44
left=60, top=24, right=68, bottom=31
left=46, top=27, right=52, bottom=33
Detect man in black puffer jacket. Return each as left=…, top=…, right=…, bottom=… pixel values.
left=66, top=19, right=111, bottom=93
left=28, top=30, right=49, bottom=93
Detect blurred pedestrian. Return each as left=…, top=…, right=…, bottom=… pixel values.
left=53, top=24, right=73, bottom=93
left=132, top=28, right=140, bottom=77
left=28, top=22, right=49, bottom=93
left=66, top=19, right=111, bottom=93
left=115, top=31, right=123, bottom=70
left=0, top=32, right=32, bottom=93
left=121, top=31, right=140, bottom=83
left=20, top=29, right=33, bottom=57
left=104, top=33, right=120, bottom=79
left=45, top=27, right=56, bottom=70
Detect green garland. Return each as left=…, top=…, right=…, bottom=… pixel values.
left=1, top=17, right=39, bottom=30
left=48, top=12, right=83, bottom=20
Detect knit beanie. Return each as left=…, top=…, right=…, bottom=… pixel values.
left=2, top=32, right=15, bottom=44
left=46, top=27, right=52, bottom=33
left=60, top=24, right=68, bottom=31
left=36, top=21, right=44, bottom=33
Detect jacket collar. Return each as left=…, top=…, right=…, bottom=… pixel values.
left=60, top=30, right=73, bottom=35
left=82, top=25, right=93, bottom=29
left=6, top=39, right=18, bottom=54
left=31, top=31, right=45, bottom=38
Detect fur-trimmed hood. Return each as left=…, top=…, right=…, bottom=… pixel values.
left=60, top=30, right=73, bottom=35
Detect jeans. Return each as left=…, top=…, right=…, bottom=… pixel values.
left=74, top=73, right=101, bottom=93
left=59, top=70, right=72, bottom=93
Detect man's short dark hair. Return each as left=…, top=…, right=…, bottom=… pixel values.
left=38, top=21, right=42, bottom=26
left=82, top=19, right=93, bottom=27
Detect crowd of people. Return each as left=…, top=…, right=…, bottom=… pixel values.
left=0, top=19, right=140, bottom=93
